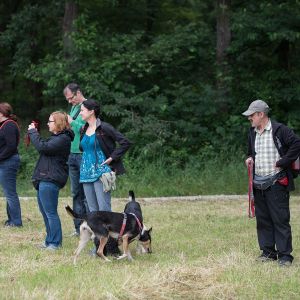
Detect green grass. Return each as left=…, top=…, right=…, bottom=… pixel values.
left=1, top=196, right=300, bottom=299
left=15, top=156, right=250, bottom=197
left=15, top=139, right=300, bottom=197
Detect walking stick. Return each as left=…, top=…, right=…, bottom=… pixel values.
left=247, top=161, right=255, bottom=218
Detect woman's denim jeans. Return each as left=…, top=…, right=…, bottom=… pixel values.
left=0, top=154, right=22, bottom=226
left=37, top=181, right=62, bottom=247
left=83, top=180, right=111, bottom=212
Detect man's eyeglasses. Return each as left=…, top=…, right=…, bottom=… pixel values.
left=66, top=94, right=76, bottom=101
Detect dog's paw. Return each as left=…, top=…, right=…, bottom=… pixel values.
left=103, top=257, right=112, bottom=262
left=116, top=254, right=128, bottom=260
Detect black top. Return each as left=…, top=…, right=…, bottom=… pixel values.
left=28, top=128, right=74, bottom=189
left=0, top=119, right=20, bottom=161
left=247, top=120, right=300, bottom=191
left=80, top=119, right=132, bottom=175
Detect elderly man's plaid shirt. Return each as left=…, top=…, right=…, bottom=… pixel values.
left=254, top=120, right=281, bottom=176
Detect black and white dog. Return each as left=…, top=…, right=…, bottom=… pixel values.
left=65, top=190, right=152, bottom=264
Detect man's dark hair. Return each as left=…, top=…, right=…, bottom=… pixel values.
left=64, top=83, right=80, bottom=94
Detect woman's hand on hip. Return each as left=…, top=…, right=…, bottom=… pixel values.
left=101, top=157, right=113, bottom=166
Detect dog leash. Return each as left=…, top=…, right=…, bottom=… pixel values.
left=129, top=213, right=143, bottom=232
left=247, top=161, right=255, bottom=218
left=118, top=213, right=127, bottom=239
left=118, top=213, right=144, bottom=241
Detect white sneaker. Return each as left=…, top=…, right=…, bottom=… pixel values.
left=69, top=231, right=79, bottom=237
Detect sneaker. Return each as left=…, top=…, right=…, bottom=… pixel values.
left=38, top=242, right=47, bottom=249
left=89, top=247, right=97, bottom=257
left=278, top=259, right=292, bottom=267
left=44, top=244, right=60, bottom=251
left=256, top=253, right=277, bottom=262
left=4, top=220, right=22, bottom=228
left=69, top=231, right=79, bottom=237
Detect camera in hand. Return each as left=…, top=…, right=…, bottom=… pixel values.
left=25, top=119, right=40, bottom=147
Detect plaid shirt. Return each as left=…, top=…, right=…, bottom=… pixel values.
left=254, top=120, right=281, bottom=176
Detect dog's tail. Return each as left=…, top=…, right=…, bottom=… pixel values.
left=129, top=190, right=135, bottom=202
left=65, top=205, right=85, bottom=220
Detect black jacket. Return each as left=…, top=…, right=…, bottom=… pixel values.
left=80, top=119, right=131, bottom=175
left=0, top=119, right=20, bottom=161
left=247, top=120, right=300, bottom=191
left=28, top=129, right=74, bottom=189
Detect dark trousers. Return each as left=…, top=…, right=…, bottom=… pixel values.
left=68, top=153, right=88, bottom=232
left=254, top=182, right=293, bottom=262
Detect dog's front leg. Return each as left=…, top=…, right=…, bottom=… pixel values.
left=117, top=235, right=133, bottom=261
left=97, top=236, right=111, bottom=262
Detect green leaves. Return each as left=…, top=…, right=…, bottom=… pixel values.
left=1, top=1, right=300, bottom=164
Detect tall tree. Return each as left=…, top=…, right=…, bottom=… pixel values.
left=63, top=1, right=77, bottom=58
left=216, top=0, right=231, bottom=111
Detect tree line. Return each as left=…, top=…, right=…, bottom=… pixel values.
left=0, top=0, right=299, bottom=164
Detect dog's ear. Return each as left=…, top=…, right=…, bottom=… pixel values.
left=148, top=227, right=152, bottom=233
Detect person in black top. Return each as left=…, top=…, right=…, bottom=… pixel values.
left=28, top=111, right=74, bottom=250
left=243, top=99, right=300, bottom=267
left=79, top=99, right=131, bottom=212
left=0, top=102, right=22, bottom=227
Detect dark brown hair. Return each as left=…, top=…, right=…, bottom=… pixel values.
left=82, top=99, right=101, bottom=118
left=0, top=102, right=18, bottom=123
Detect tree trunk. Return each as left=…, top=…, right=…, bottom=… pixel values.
left=216, top=0, right=231, bottom=112
left=277, top=39, right=290, bottom=71
left=146, top=0, right=156, bottom=34
left=63, top=1, right=77, bottom=58
left=216, top=0, right=231, bottom=64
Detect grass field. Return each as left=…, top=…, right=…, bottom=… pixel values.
left=1, top=195, right=300, bottom=299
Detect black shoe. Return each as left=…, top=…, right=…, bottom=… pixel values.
left=278, top=259, right=292, bottom=267
left=256, top=253, right=277, bottom=262
left=4, top=220, right=22, bottom=228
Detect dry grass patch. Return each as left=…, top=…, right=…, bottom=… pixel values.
left=126, top=264, right=236, bottom=300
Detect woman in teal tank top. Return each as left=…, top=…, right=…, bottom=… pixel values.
left=79, top=100, right=131, bottom=212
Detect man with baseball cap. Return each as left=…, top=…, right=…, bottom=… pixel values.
left=243, top=99, right=300, bottom=267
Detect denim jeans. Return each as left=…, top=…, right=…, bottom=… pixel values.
left=37, top=181, right=62, bottom=247
left=83, top=180, right=111, bottom=212
left=68, top=153, right=88, bottom=232
left=0, top=154, right=22, bottom=226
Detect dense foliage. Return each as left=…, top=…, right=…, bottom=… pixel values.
left=0, top=0, right=299, bottom=165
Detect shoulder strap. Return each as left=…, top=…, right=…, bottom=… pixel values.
left=273, top=128, right=284, bottom=156
left=72, top=107, right=81, bottom=121
left=0, top=119, right=19, bottom=130
left=0, top=119, right=20, bottom=145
